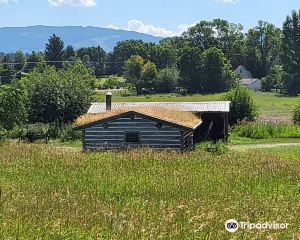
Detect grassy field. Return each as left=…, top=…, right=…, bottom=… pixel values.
left=1, top=142, right=299, bottom=239
left=97, top=91, right=300, bottom=122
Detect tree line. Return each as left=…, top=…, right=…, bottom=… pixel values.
left=2, top=11, right=300, bottom=95
left=3, top=10, right=300, bottom=133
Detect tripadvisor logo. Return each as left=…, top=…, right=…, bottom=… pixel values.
left=225, top=219, right=289, bottom=233
left=225, top=219, right=239, bottom=233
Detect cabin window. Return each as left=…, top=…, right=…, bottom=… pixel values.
left=125, top=132, right=140, bottom=143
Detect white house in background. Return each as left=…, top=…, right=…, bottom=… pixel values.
left=234, top=65, right=262, bottom=91
left=240, top=78, right=262, bottom=91
left=234, top=65, right=253, bottom=79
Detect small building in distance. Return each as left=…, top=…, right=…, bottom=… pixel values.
left=241, top=78, right=262, bottom=91
left=74, top=94, right=231, bottom=151
left=234, top=66, right=262, bottom=91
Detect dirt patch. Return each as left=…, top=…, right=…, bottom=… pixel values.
left=231, top=142, right=300, bottom=151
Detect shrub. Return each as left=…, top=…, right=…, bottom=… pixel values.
left=261, top=75, right=276, bottom=92
left=59, top=124, right=82, bottom=142
left=0, top=80, right=28, bottom=130
left=155, top=67, right=180, bottom=93
left=24, top=63, right=95, bottom=125
left=232, top=123, right=300, bottom=139
left=0, top=126, right=7, bottom=141
left=223, top=82, right=258, bottom=124
left=293, top=104, right=300, bottom=123
left=196, top=141, right=229, bottom=155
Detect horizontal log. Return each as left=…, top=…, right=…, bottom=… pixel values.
left=140, top=139, right=180, bottom=144
left=86, top=127, right=178, bottom=132
left=84, top=135, right=124, bottom=140
left=141, top=135, right=181, bottom=140
left=85, top=139, right=124, bottom=144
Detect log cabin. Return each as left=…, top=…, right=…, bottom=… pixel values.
left=74, top=93, right=230, bottom=151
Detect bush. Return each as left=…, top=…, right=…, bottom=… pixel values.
left=0, top=80, right=28, bottom=130
left=0, top=126, right=7, bottom=141
left=59, top=124, right=82, bottom=142
left=24, top=63, right=95, bottom=125
left=155, top=67, right=180, bottom=93
left=293, top=104, right=300, bottom=123
left=261, top=75, right=276, bottom=92
left=223, top=82, right=258, bottom=124
left=232, top=123, right=300, bottom=139
left=197, top=141, right=229, bottom=155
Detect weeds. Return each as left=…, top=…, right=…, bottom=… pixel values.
left=232, top=122, right=300, bottom=139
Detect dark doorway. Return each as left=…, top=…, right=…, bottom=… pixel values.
left=194, top=113, right=226, bottom=142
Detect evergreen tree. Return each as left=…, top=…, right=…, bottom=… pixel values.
left=45, top=34, right=64, bottom=68
left=64, top=45, right=76, bottom=61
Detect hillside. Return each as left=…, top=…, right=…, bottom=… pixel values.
left=0, top=25, right=163, bottom=53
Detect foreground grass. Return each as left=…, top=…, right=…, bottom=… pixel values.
left=0, top=142, right=299, bottom=239
left=259, top=146, right=300, bottom=160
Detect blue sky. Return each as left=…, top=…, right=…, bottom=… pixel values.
left=0, top=0, right=299, bottom=37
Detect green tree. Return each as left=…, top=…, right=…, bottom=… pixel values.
left=124, top=55, right=144, bottom=94
left=148, top=44, right=177, bottom=69
left=282, top=10, right=300, bottom=95
left=183, top=20, right=217, bottom=50
left=261, top=75, right=275, bottom=92
left=0, top=55, right=15, bottom=84
left=141, top=61, right=158, bottom=90
left=24, top=51, right=44, bottom=72
left=183, top=19, right=244, bottom=67
left=64, top=45, right=76, bottom=61
left=25, top=64, right=95, bottom=125
left=111, top=40, right=148, bottom=74
left=261, top=65, right=285, bottom=92
left=201, top=47, right=233, bottom=93
left=223, top=82, right=258, bottom=124
left=124, top=56, right=158, bottom=94
left=244, top=21, right=282, bottom=78
left=155, top=67, right=180, bottom=93
left=178, top=46, right=202, bottom=93
left=0, top=80, right=28, bottom=130
left=14, top=50, right=26, bottom=72
left=45, top=34, right=65, bottom=68
left=160, top=36, right=188, bottom=51
left=77, top=46, right=106, bottom=76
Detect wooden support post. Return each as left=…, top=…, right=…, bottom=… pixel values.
left=224, top=113, right=229, bottom=142
left=82, top=130, right=87, bottom=151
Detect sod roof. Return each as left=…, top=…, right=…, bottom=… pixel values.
left=75, top=107, right=202, bottom=129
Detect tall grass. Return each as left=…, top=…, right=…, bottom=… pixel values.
left=0, top=142, right=299, bottom=239
left=232, top=123, right=300, bottom=139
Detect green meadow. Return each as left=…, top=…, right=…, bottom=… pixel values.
left=0, top=142, right=299, bottom=239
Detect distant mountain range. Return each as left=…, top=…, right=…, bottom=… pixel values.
left=0, top=26, right=163, bottom=53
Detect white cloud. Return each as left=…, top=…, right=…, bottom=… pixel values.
left=106, top=20, right=197, bottom=37
left=125, top=19, right=174, bottom=37
left=48, top=0, right=96, bottom=7
left=105, top=24, right=120, bottom=30
left=0, top=0, right=17, bottom=5
left=177, top=23, right=197, bottom=34
left=214, top=0, right=239, bottom=4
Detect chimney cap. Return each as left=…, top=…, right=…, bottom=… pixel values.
left=106, top=92, right=112, bottom=96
